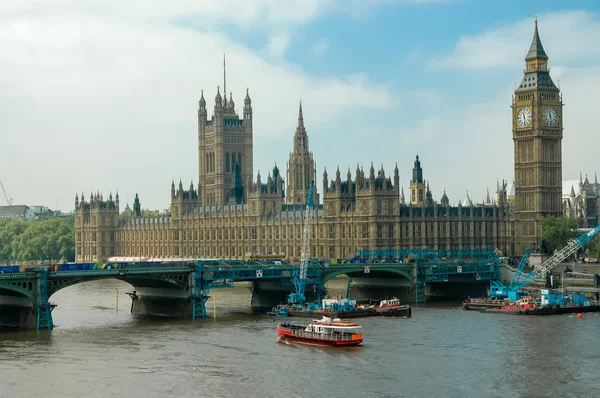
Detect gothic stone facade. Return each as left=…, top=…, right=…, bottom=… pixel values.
left=512, top=19, right=563, bottom=253
left=75, top=21, right=564, bottom=263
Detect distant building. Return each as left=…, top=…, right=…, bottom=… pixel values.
left=75, top=20, right=563, bottom=262
left=0, top=205, right=36, bottom=221
left=562, top=173, right=599, bottom=228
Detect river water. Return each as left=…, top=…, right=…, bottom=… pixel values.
left=0, top=280, right=599, bottom=398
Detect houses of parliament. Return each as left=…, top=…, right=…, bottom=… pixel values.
left=75, top=20, right=565, bottom=262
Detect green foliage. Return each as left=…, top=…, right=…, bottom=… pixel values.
left=541, top=216, right=578, bottom=253
left=0, top=217, right=74, bottom=263
left=119, top=208, right=160, bottom=222
left=508, top=196, right=516, bottom=207
left=590, top=240, right=600, bottom=260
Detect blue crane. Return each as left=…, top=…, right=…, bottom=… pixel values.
left=491, top=225, right=600, bottom=300
left=287, top=180, right=315, bottom=304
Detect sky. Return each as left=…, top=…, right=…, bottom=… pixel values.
left=1, top=0, right=600, bottom=212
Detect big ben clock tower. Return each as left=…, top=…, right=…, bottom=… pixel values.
left=513, top=17, right=563, bottom=254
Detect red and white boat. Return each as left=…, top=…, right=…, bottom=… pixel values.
left=369, top=298, right=412, bottom=317
left=277, top=316, right=363, bottom=347
left=485, top=297, right=539, bottom=314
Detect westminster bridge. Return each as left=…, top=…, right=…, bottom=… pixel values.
left=0, top=249, right=499, bottom=330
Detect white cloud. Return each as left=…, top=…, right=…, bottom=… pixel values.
left=0, top=7, right=396, bottom=211
left=429, top=11, right=600, bottom=70
left=266, top=32, right=291, bottom=58
left=312, top=38, right=329, bottom=56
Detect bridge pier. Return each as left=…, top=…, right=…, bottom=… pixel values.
left=128, top=287, right=192, bottom=318
left=0, top=296, right=37, bottom=330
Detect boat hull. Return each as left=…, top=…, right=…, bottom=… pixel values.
left=288, top=305, right=411, bottom=318
left=277, top=326, right=362, bottom=347
left=288, top=310, right=372, bottom=318
left=484, top=305, right=600, bottom=316
left=369, top=305, right=411, bottom=317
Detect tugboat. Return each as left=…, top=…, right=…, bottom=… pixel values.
left=277, top=316, right=363, bottom=347
left=369, top=298, right=412, bottom=317
left=485, top=297, right=538, bottom=315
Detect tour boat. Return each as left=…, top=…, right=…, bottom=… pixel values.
left=369, top=298, right=412, bottom=317
left=277, top=316, right=363, bottom=347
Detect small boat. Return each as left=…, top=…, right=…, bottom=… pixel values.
left=369, top=298, right=412, bottom=317
left=485, top=297, right=539, bottom=314
left=277, top=316, right=363, bottom=347
left=267, top=305, right=289, bottom=317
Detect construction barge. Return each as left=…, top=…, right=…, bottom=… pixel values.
left=272, top=298, right=412, bottom=318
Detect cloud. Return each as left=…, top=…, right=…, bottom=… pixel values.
left=266, top=32, right=291, bottom=58
left=1, top=0, right=335, bottom=30
left=429, top=10, right=600, bottom=70
left=0, top=6, right=396, bottom=211
left=312, top=38, right=329, bottom=56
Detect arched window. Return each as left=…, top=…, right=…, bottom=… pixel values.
left=226, top=152, right=230, bottom=172
left=231, top=154, right=235, bottom=172
left=238, top=152, right=242, bottom=171
left=206, top=153, right=210, bottom=172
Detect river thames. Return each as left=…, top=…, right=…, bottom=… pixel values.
left=0, top=279, right=599, bottom=398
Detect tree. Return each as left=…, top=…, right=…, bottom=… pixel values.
left=0, top=217, right=75, bottom=263
left=541, top=216, right=578, bottom=253
left=120, top=208, right=160, bottom=222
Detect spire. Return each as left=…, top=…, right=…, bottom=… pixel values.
left=199, top=89, right=206, bottom=107
left=526, top=15, right=548, bottom=61
left=293, top=100, right=308, bottom=152
left=411, top=154, right=423, bottom=183
left=215, top=86, right=222, bottom=104
left=486, top=188, right=491, bottom=204
left=570, top=185, right=575, bottom=197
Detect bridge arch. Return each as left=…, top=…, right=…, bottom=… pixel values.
left=323, top=268, right=413, bottom=284
left=47, top=274, right=190, bottom=298
left=0, top=278, right=37, bottom=301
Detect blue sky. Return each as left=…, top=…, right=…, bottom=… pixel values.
left=1, top=0, right=600, bottom=210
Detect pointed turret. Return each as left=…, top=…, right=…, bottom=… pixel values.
left=199, top=89, right=206, bottom=107
left=293, top=101, right=308, bottom=152
left=516, top=17, right=557, bottom=92
left=525, top=17, right=548, bottom=61
left=486, top=188, right=491, bottom=204
left=440, top=189, right=449, bottom=207
left=214, top=86, right=223, bottom=114
left=133, top=193, right=141, bottom=217
left=570, top=185, right=576, bottom=197
left=243, top=88, right=252, bottom=120
left=400, top=187, right=405, bottom=205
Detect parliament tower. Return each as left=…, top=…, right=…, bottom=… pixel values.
left=513, top=18, right=563, bottom=253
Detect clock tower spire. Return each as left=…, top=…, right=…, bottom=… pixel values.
left=512, top=17, right=563, bottom=254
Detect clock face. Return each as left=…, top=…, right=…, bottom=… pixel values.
left=543, top=106, right=558, bottom=126
left=516, top=107, right=531, bottom=128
